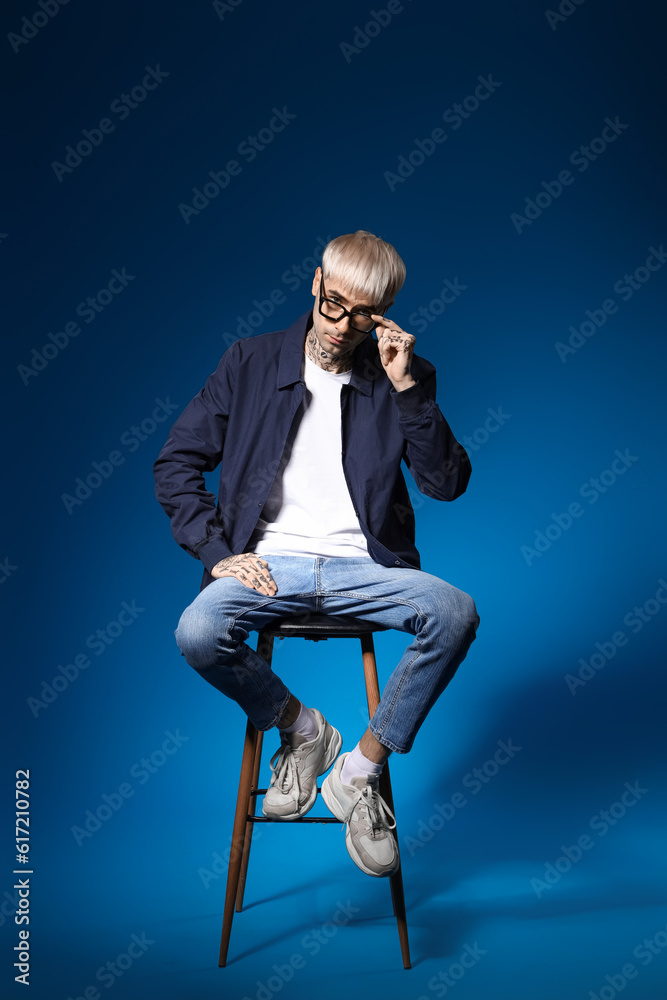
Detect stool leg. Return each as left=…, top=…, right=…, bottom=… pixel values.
left=360, top=633, right=412, bottom=970
left=219, top=718, right=260, bottom=966
left=236, top=628, right=276, bottom=909
left=219, top=629, right=276, bottom=964
left=235, top=726, right=263, bottom=911
left=379, top=764, right=411, bottom=968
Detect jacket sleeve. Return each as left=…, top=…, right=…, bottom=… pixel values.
left=390, top=366, right=472, bottom=501
left=152, top=344, right=239, bottom=572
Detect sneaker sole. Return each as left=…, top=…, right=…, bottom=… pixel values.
left=320, top=769, right=347, bottom=823
left=262, top=725, right=342, bottom=822
left=343, top=827, right=400, bottom=878
left=321, top=766, right=401, bottom=878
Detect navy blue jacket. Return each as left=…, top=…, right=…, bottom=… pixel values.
left=153, top=308, right=471, bottom=591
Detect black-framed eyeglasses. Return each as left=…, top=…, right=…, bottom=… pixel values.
left=318, top=274, right=381, bottom=334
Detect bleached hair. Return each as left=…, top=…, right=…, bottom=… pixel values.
left=320, top=230, right=406, bottom=310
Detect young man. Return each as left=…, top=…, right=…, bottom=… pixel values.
left=153, top=230, right=480, bottom=878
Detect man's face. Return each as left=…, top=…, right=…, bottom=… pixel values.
left=308, top=267, right=387, bottom=360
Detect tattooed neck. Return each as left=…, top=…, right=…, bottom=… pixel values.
left=304, top=326, right=354, bottom=373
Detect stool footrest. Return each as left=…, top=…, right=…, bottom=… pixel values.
left=248, top=815, right=340, bottom=824
left=254, top=787, right=325, bottom=795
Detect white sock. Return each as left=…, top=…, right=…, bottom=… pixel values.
left=341, top=742, right=384, bottom=785
left=279, top=701, right=319, bottom=742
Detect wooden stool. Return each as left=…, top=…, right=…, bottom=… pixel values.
left=218, top=612, right=411, bottom=969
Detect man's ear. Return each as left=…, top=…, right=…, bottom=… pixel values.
left=311, top=267, right=321, bottom=296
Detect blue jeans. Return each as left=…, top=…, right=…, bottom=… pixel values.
left=174, top=555, right=480, bottom=754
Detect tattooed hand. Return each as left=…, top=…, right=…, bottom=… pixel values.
left=211, top=553, right=278, bottom=596
left=370, top=313, right=417, bottom=390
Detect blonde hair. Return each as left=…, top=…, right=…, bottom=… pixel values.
left=321, top=230, right=406, bottom=310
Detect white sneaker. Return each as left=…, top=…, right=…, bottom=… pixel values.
left=262, top=709, right=342, bottom=821
left=321, top=752, right=400, bottom=877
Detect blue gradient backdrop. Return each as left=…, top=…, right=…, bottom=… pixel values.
left=2, top=1, right=666, bottom=998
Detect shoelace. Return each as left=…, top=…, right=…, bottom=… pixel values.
left=341, top=782, right=397, bottom=839
left=268, top=738, right=301, bottom=796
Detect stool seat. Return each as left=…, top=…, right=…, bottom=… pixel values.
left=267, top=613, right=390, bottom=639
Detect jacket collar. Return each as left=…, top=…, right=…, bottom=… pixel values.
left=277, top=309, right=381, bottom=396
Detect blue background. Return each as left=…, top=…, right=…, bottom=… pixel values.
left=2, top=1, right=666, bottom=998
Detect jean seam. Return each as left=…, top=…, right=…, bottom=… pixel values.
left=264, top=690, right=292, bottom=731
left=319, top=590, right=425, bottom=617
left=222, top=592, right=321, bottom=645
left=372, top=639, right=424, bottom=746
left=368, top=724, right=407, bottom=754
left=223, top=600, right=289, bottom=717
left=225, top=598, right=320, bottom=724
left=316, top=592, right=429, bottom=750
left=215, top=641, right=283, bottom=719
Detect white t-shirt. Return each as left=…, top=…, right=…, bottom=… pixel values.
left=247, top=352, right=372, bottom=559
